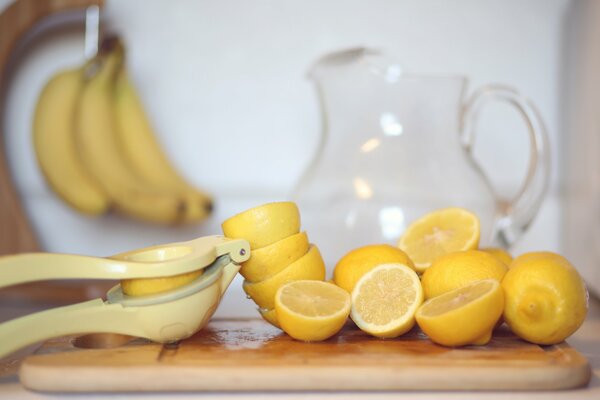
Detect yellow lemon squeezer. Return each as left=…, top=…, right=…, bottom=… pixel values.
left=0, top=235, right=250, bottom=359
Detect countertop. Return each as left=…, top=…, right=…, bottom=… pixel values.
left=1, top=296, right=599, bottom=399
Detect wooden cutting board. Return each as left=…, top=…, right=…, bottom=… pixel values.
left=18, top=318, right=591, bottom=392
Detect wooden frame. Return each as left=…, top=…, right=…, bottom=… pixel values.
left=0, top=0, right=104, bottom=255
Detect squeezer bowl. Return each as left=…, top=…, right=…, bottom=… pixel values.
left=105, top=255, right=239, bottom=343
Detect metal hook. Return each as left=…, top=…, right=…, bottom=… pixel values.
left=84, top=5, right=100, bottom=60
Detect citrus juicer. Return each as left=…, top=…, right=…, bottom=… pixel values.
left=0, top=235, right=250, bottom=359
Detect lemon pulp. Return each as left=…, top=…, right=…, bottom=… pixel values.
left=398, top=207, right=480, bottom=273
left=275, top=280, right=351, bottom=342
left=351, top=263, right=423, bottom=338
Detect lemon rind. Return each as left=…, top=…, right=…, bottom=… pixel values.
left=241, top=231, right=309, bottom=282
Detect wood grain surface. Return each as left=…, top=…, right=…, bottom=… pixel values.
left=19, top=318, right=592, bottom=392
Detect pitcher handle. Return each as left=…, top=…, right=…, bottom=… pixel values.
left=461, top=85, right=550, bottom=248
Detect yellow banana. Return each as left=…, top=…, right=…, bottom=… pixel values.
left=113, top=68, right=213, bottom=222
left=76, top=40, right=188, bottom=224
left=33, top=68, right=110, bottom=215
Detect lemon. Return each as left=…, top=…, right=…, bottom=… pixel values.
left=221, top=202, right=300, bottom=249
left=481, top=247, right=513, bottom=266
left=421, top=250, right=508, bottom=299
left=241, top=231, right=309, bottom=282
left=121, top=269, right=203, bottom=296
left=505, top=251, right=560, bottom=268
left=351, top=263, right=423, bottom=338
left=416, top=279, right=504, bottom=347
left=243, top=245, right=326, bottom=309
left=502, top=252, right=588, bottom=345
left=398, top=208, right=480, bottom=273
left=333, top=244, right=414, bottom=293
left=275, top=280, right=351, bottom=341
left=259, top=308, right=280, bottom=328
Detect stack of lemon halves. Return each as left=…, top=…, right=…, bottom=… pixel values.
left=221, top=202, right=326, bottom=327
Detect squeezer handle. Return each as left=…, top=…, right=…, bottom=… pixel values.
left=0, top=253, right=132, bottom=288
left=0, top=236, right=250, bottom=289
left=0, top=298, right=137, bottom=359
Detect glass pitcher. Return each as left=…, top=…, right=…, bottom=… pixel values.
left=293, top=48, right=549, bottom=267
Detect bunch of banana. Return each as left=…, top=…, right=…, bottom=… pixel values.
left=33, top=37, right=212, bottom=225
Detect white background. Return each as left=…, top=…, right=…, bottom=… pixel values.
left=1, top=0, right=573, bottom=316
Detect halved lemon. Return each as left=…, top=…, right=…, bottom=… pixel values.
left=398, top=207, right=480, bottom=273
left=416, top=279, right=504, bottom=347
left=121, top=269, right=203, bottom=296
left=243, top=245, right=326, bottom=309
left=241, top=231, right=309, bottom=282
left=221, top=201, right=300, bottom=249
left=351, top=263, right=423, bottom=338
left=275, top=280, right=351, bottom=342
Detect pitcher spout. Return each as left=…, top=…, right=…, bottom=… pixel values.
left=307, top=47, right=402, bottom=82
left=308, top=47, right=368, bottom=77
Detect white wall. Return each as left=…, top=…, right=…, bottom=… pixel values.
left=1, top=0, right=570, bottom=316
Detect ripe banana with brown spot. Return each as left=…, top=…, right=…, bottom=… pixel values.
left=76, top=39, right=189, bottom=224
left=33, top=68, right=110, bottom=215
left=113, top=67, right=213, bottom=222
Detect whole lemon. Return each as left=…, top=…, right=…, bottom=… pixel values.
left=421, top=250, right=508, bottom=299
left=502, top=252, right=588, bottom=345
left=333, top=244, right=415, bottom=293
left=481, top=247, right=513, bottom=266
left=505, top=251, right=557, bottom=268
